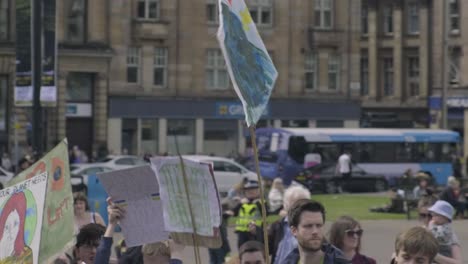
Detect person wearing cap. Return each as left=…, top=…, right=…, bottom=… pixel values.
left=228, top=180, right=266, bottom=249
left=428, top=200, right=456, bottom=258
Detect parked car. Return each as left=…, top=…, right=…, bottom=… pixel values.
left=295, top=163, right=388, bottom=193
left=97, top=155, right=147, bottom=170
left=70, top=163, right=114, bottom=188
left=0, top=167, right=14, bottom=189
left=183, top=155, right=258, bottom=196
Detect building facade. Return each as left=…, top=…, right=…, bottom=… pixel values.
left=359, top=0, right=431, bottom=128
left=0, top=0, right=111, bottom=159
left=106, top=0, right=361, bottom=157
left=4, top=0, right=465, bottom=159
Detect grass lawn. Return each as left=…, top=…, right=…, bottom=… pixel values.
left=229, top=194, right=408, bottom=225
left=312, top=194, right=407, bottom=221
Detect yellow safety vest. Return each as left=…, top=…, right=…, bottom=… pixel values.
left=235, top=203, right=262, bottom=232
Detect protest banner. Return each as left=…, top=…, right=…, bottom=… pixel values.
left=152, top=157, right=223, bottom=263
left=0, top=173, right=48, bottom=264
left=7, top=140, right=74, bottom=263
left=217, top=0, right=278, bottom=260
left=98, top=165, right=169, bottom=247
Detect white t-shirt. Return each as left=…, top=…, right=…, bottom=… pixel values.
left=338, top=154, right=351, bottom=174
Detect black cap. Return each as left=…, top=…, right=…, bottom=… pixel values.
left=243, top=180, right=259, bottom=189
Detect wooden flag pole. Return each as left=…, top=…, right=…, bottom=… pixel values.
left=178, top=155, right=202, bottom=264
left=249, top=126, right=270, bottom=263
left=175, top=135, right=201, bottom=264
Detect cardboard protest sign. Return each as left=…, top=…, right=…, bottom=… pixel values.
left=0, top=173, right=48, bottom=264
left=7, top=140, right=74, bottom=263
left=217, top=0, right=278, bottom=127
left=150, top=157, right=222, bottom=247
left=151, top=158, right=221, bottom=236
left=98, top=165, right=169, bottom=247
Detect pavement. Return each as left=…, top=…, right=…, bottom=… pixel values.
left=171, top=219, right=468, bottom=263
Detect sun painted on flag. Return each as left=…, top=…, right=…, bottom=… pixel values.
left=217, top=0, right=278, bottom=127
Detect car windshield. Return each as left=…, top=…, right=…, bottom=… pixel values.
left=98, top=157, right=113, bottom=163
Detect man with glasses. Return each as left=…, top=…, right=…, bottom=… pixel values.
left=284, top=199, right=350, bottom=264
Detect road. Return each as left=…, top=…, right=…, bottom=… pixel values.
left=174, top=219, right=468, bottom=263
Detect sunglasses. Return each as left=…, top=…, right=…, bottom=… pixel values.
left=345, top=229, right=363, bottom=237
left=419, top=213, right=432, bottom=219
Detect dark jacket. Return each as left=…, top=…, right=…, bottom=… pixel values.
left=283, top=243, right=351, bottom=264
left=268, top=217, right=287, bottom=264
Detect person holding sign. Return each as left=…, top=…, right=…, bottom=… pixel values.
left=228, top=180, right=267, bottom=249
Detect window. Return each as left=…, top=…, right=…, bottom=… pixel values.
left=383, top=4, right=393, bottom=34
left=407, top=2, right=419, bottom=34
left=206, top=0, right=218, bottom=23
left=328, top=54, right=339, bottom=90
left=204, top=120, right=238, bottom=156
left=127, top=47, right=140, bottom=84
left=115, top=158, right=134, bottom=165
left=141, top=119, right=158, bottom=154
left=407, top=56, right=419, bottom=96
left=360, top=57, right=369, bottom=96
left=206, top=49, right=229, bottom=90
left=66, top=73, right=93, bottom=101
left=449, top=47, right=461, bottom=84
left=153, top=47, right=168, bottom=87
left=305, top=53, right=317, bottom=91
left=67, top=0, right=86, bottom=43
left=167, top=120, right=195, bottom=155
left=0, top=0, right=8, bottom=41
left=383, top=58, right=394, bottom=96
left=138, top=0, right=160, bottom=19
left=314, top=0, right=333, bottom=29
left=361, top=1, right=368, bottom=35
left=0, top=76, right=6, bottom=131
left=249, top=0, right=273, bottom=26
left=449, top=0, right=460, bottom=34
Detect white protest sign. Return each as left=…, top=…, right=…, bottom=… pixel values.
left=97, top=165, right=169, bottom=247
left=0, top=172, right=48, bottom=264
left=150, top=157, right=221, bottom=237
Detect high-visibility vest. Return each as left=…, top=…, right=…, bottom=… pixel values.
left=235, top=203, right=262, bottom=232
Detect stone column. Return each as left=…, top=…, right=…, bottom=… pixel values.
left=158, top=118, right=167, bottom=154
left=195, top=118, right=203, bottom=154
left=107, top=118, right=122, bottom=154
left=88, top=0, right=107, bottom=42
left=57, top=71, right=67, bottom=141
left=273, top=120, right=282, bottom=128
left=393, top=5, right=403, bottom=99
left=368, top=4, right=378, bottom=98
left=238, top=120, right=245, bottom=156
left=94, top=73, right=108, bottom=150
left=419, top=3, right=429, bottom=97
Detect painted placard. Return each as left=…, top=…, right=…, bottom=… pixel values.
left=0, top=173, right=48, bottom=264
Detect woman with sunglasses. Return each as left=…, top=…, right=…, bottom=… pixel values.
left=417, top=196, right=463, bottom=264
left=329, top=216, right=376, bottom=264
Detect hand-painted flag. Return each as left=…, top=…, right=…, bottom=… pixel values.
left=217, top=0, right=278, bottom=127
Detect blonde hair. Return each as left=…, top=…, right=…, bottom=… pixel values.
left=272, top=178, right=284, bottom=192
left=448, top=177, right=460, bottom=189
left=283, top=185, right=311, bottom=212
left=395, top=226, right=438, bottom=262
left=142, top=241, right=171, bottom=258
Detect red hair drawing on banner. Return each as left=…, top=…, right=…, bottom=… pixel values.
left=0, top=192, right=33, bottom=263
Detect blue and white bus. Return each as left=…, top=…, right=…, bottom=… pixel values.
left=247, top=128, right=460, bottom=186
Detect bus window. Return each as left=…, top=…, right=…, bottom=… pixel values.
left=288, top=136, right=307, bottom=163
left=270, top=133, right=279, bottom=152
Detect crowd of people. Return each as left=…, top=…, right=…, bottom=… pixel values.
left=57, top=177, right=463, bottom=264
